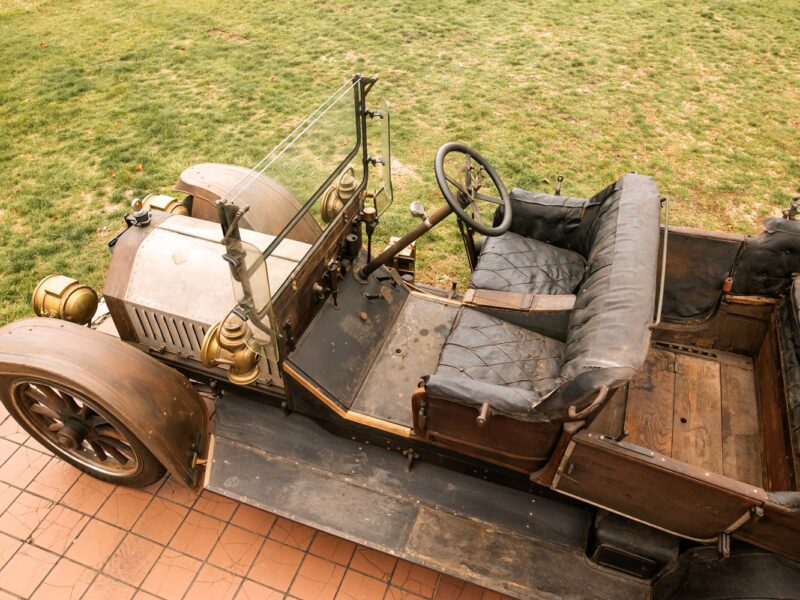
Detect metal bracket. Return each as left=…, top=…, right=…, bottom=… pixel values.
left=651, top=196, right=669, bottom=329
left=718, top=531, right=731, bottom=558
left=599, top=435, right=655, bottom=458
left=403, top=449, right=420, bottom=472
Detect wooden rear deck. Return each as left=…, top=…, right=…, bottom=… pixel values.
left=622, top=343, right=764, bottom=487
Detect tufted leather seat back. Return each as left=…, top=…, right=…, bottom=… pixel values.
left=546, top=174, right=661, bottom=415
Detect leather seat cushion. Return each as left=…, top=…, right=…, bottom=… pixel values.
left=435, top=308, right=565, bottom=401
left=469, top=231, right=587, bottom=295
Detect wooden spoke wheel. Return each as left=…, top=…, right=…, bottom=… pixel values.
left=4, top=376, right=165, bottom=486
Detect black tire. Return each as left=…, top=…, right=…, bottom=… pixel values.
left=0, top=371, right=165, bottom=488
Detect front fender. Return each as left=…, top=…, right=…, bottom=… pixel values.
left=0, top=318, right=208, bottom=488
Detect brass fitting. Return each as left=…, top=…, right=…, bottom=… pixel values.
left=139, top=194, right=189, bottom=216
left=320, top=168, right=358, bottom=224
left=32, top=275, right=98, bottom=325
left=200, top=314, right=262, bottom=385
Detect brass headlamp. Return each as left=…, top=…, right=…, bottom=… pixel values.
left=32, top=275, right=98, bottom=326
left=200, top=314, right=262, bottom=385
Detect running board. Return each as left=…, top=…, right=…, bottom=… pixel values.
left=207, top=391, right=649, bottom=600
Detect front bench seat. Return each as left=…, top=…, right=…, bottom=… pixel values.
left=426, top=173, right=662, bottom=422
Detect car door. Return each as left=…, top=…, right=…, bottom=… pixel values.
left=552, top=430, right=766, bottom=541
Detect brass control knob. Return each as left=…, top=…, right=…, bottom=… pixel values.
left=32, top=275, right=98, bottom=325
left=200, top=314, right=262, bottom=385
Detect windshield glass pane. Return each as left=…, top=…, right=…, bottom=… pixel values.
left=221, top=80, right=361, bottom=250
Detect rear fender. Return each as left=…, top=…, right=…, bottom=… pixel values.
left=0, top=318, right=208, bottom=488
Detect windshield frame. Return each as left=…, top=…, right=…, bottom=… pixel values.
left=258, top=75, right=373, bottom=260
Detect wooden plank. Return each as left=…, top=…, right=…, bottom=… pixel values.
left=624, top=349, right=675, bottom=455
left=672, top=354, right=723, bottom=473
left=720, top=361, right=763, bottom=487
left=755, top=320, right=795, bottom=491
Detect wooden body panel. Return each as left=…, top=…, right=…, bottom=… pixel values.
left=272, top=203, right=361, bottom=359
left=413, top=395, right=561, bottom=473
left=757, top=317, right=797, bottom=491
left=735, top=498, right=800, bottom=562
left=554, top=430, right=766, bottom=541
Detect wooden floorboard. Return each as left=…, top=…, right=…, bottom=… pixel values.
left=619, top=345, right=767, bottom=485
left=625, top=349, right=676, bottom=456
left=720, top=361, right=763, bottom=487
left=672, top=354, right=723, bottom=474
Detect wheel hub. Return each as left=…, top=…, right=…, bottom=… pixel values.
left=56, top=420, right=87, bottom=450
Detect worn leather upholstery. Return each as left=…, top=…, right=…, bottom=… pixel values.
left=426, top=174, right=662, bottom=422
left=732, top=218, right=800, bottom=297
left=432, top=309, right=564, bottom=419
left=469, top=232, right=586, bottom=294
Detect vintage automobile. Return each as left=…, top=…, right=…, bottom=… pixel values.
left=1, top=75, right=799, bottom=599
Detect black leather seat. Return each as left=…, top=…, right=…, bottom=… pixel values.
left=426, top=174, right=662, bottom=422
left=436, top=307, right=565, bottom=400
left=469, top=232, right=586, bottom=295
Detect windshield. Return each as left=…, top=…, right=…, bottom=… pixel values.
left=221, top=80, right=362, bottom=252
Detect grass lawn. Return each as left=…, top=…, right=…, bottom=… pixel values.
left=1, top=0, right=799, bottom=323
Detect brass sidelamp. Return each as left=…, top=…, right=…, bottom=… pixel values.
left=200, top=314, right=262, bottom=385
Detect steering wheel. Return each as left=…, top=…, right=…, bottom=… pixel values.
left=434, top=142, right=512, bottom=237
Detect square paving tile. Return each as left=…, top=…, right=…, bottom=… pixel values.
left=235, top=579, right=285, bottom=600
left=385, top=586, right=428, bottom=600
left=289, top=554, right=346, bottom=600
left=30, top=557, right=96, bottom=600
left=83, top=573, right=137, bottom=600
left=349, top=546, right=397, bottom=582
left=0, top=542, right=59, bottom=597
left=156, top=476, right=197, bottom=508
left=97, top=486, right=152, bottom=530
left=310, top=532, right=356, bottom=566
left=0, top=490, right=53, bottom=540
left=65, top=519, right=126, bottom=569
left=141, top=548, right=202, bottom=600
left=184, top=563, right=243, bottom=600
left=132, top=496, right=188, bottom=545
left=0, top=438, right=17, bottom=468
left=193, top=490, right=238, bottom=521
left=169, top=510, right=227, bottom=560
left=0, top=415, right=30, bottom=445
left=0, top=483, right=19, bottom=516
left=26, top=458, right=82, bottom=502
left=104, top=533, right=163, bottom=586
left=230, top=503, right=276, bottom=535
left=0, top=445, right=50, bottom=488
left=248, top=539, right=305, bottom=592
left=31, top=503, right=89, bottom=554
left=61, top=473, right=115, bottom=516
left=0, top=531, right=22, bottom=570
left=337, top=569, right=389, bottom=600
left=208, top=523, right=264, bottom=576
left=391, top=560, right=440, bottom=598
left=269, top=516, right=315, bottom=551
